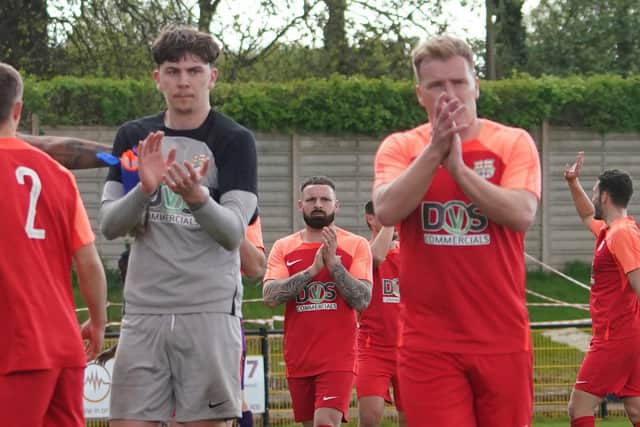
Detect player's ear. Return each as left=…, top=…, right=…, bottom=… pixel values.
left=152, top=69, right=161, bottom=89
left=12, top=100, right=22, bottom=122
left=209, top=67, right=218, bottom=89
left=415, top=84, right=427, bottom=108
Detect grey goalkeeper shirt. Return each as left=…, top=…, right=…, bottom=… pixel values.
left=100, top=110, right=257, bottom=316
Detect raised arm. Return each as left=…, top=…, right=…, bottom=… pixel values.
left=322, top=228, right=372, bottom=312
left=564, top=151, right=595, bottom=228
left=373, top=147, right=443, bottom=226
left=262, top=247, right=324, bottom=307
left=20, top=133, right=113, bottom=169
left=374, top=94, right=468, bottom=226
left=99, top=131, right=166, bottom=239
left=370, top=226, right=395, bottom=268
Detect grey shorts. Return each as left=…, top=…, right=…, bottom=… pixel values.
left=109, top=312, right=242, bottom=423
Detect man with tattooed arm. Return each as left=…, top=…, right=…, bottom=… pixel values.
left=263, top=175, right=373, bottom=427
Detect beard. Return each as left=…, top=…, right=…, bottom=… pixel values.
left=594, top=203, right=603, bottom=220
left=303, top=211, right=335, bottom=229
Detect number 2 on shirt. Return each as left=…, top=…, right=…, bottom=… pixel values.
left=15, top=166, right=46, bottom=240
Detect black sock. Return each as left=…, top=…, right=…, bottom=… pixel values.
left=239, top=410, right=253, bottom=427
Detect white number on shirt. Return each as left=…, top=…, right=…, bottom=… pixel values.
left=15, top=166, right=46, bottom=240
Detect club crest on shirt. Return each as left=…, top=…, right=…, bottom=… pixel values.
left=191, top=154, right=209, bottom=171
left=473, top=159, right=495, bottom=179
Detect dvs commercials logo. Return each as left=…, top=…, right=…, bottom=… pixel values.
left=296, top=281, right=338, bottom=312
left=421, top=201, right=490, bottom=246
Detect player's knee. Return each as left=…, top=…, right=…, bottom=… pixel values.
left=624, top=398, right=640, bottom=422
left=568, top=391, right=599, bottom=419
left=359, top=407, right=384, bottom=427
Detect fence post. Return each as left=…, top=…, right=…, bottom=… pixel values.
left=599, top=399, right=608, bottom=419
left=260, top=327, right=270, bottom=427
left=290, top=133, right=300, bottom=233
left=31, top=112, right=40, bottom=135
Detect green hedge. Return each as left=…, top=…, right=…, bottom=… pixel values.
left=22, top=74, right=640, bottom=135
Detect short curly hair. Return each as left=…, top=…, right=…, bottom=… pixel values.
left=152, top=24, right=221, bottom=66
left=598, top=169, right=633, bottom=208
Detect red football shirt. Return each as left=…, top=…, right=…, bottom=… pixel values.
left=0, top=137, right=94, bottom=374
left=588, top=217, right=640, bottom=341
left=358, top=247, right=401, bottom=351
left=374, top=119, right=541, bottom=354
left=245, top=216, right=265, bottom=251
left=264, top=227, right=372, bottom=377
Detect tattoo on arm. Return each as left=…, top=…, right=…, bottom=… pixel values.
left=20, top=135, right=110, bottom=169
left=329, top=263, right=372, bottom=311
left=263, top=270, right=313, bottom=306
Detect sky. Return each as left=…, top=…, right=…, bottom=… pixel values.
left=438, top=0, right=541, bottom=41
left=49, top=0, right=544, bottom=49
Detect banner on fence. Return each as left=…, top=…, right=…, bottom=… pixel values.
left=83, top=355, right=266, bottom=418
left=244, top=355, right=266, bottom=414
left=83, top=359, right=114, bottom=419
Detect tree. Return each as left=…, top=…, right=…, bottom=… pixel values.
left=50, top=0, right=194, bottom=78
left=485, top=0, right=527, bottom=79
left=0, top=0, right=51, bottom=75
left=527, top=0, right=640, bottom=76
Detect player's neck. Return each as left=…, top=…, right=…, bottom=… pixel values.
left=301, top=227, right=324, bottom=243
left=0, top=124, right=16, bottom=138
left=604, top=208, right=627, bottom=226
left=460, top=117, right=482, bottom=142
left=164, top=106, right=210, bottom=130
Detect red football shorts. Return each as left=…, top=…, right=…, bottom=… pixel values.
left=287, top=371, right=355, bottom=423
left=0, top=367, right=85, bottom=427
left=575, top=336, right=640, bottom=397
left=398, top=349, right=532, bottom=427
left=356, top=349, right=402, bottom=410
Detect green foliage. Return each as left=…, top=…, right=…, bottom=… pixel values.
left=0, top=0, right=51, bottom=75
left=23, top=76, right=164, bottom=127
left=23, top=74, right=640, bottom=135
left=527, top=0, right=640, bottom=76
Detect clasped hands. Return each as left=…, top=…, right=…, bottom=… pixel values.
left=137, top=131, right=210, bottom=204
left=309, top=226, right=340, bottom=277
left=428, top=93, right=469, bottom=174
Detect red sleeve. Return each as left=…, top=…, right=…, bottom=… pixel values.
left=609, top=222, right=640, bottom=274
left=499, top=130, right=541, bottom=200
left=373, top=132, right=414, bottom=190
left=589, top=218, right=605, bottom=237
left=264, top=238, right=289, bottom=281
left=70, top=174, right=94, bottom=250
left=245, top=216, right=265, bottom=252
left=349, top=237, right=373, bottom=283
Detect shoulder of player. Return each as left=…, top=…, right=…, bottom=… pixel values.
left=14, top=140, right=78, bottom=183
left=608, top=217, right=640, bottom=239
left=480, top=118, right=533, bottom=143
left=335, top=227, right=368, bottom=246
left=381, top=123, right=431, bottom=147
left=272, top=231, right=305, bottom=252
left=210, top=110, right=255, bottom=143
left=116, top=113, right=164, bottom=139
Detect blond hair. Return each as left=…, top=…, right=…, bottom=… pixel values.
left=411, top=35, right=474, bottom=82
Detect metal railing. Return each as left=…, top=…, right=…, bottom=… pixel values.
left=87, top=324, right=618, bottom=427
